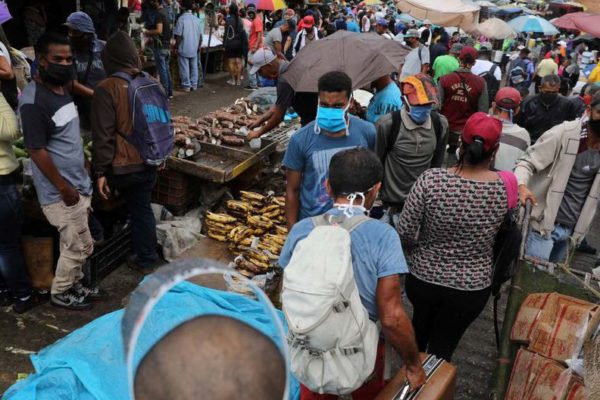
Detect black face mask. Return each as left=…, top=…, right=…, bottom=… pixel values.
left=589, top=118, right=600, bottom=137
left=539, top=92, right=558, bottom=105
left=39, top=62, right=73, bottom=86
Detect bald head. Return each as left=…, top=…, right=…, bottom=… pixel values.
left=135, top=315, right=286, bottom=400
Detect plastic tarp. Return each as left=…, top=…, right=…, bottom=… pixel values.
left=475, top=17, right=517, bottom=39
left=395, top=0, right=481, bottom=31
left=569, top=14, right=600, bottom=38
left=3, top=282, right=300, bottom=400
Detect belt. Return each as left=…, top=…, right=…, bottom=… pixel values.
left=0, top=170, right=19, bottom=185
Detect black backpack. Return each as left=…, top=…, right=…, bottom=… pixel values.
left=479, top=64, right=499, bottom=108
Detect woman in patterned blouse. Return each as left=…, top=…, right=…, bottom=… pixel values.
left=398, top=112, right=511, bottom=361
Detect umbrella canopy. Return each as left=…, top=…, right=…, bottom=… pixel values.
left=245, top=0, right=286, bottom=11
left=475, top=17, right=517, bottom=38
left=551, top=11, right=590, bottom=30
left=476, top=0, right=496, bottom=7
left=281, top=31, right=410, bottom=93
left=395, top=0, right=480, bottom=31
left=507, top=15, right=560, bottom=34
left=570, top=14, right=600, bottom=38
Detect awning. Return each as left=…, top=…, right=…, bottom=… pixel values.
left=395, top=0, right=481, bottom=31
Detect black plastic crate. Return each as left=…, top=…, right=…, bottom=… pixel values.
left=82, top=226, right=132, bottom=287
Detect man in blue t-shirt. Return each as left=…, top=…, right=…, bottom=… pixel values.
left=279, top=148, right=425, bottom=397
left=366, top=75, right=403, bottom=123
left=282, top=71, right=376, bottom=228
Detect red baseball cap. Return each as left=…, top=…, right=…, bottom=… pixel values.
left=459, top=46, right=478, bottom=62
left=461, top=112, right=502, bottom=152
left=494, top=87, right=521, bottom=110
left=303, top=15, right=315, bottom=28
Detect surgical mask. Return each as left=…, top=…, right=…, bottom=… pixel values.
left=539, top=92, right=558, bottom=105
left=334, top=189, right=373, bottom=218
left=408, top=104, right=432, bottom=124
left=315, top=99, right=351, bottom=135
left=589, top=118, right=600, bottom=137
left=39, top=61, right=73, bottom=86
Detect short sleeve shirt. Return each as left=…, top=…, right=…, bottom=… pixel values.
left=276, top=61, right=318, bottom=126
left=263, top=28, right=283, bottom=52
left=279, top=208, right=409, bottom=321
left=73, top=38, right=106, bottom=89
left=282, top=116, right=376, bottom=220
left=18, top=82, right=92, bottom=205
left=366, top=81, right=403, bottom=123
left=400, top=45, right=430, bottom=80
left=174, top=11, right=202, bottom=58
left=249, top=16, right=264, bottom=50
left=433, top=55, right=459, bottom=82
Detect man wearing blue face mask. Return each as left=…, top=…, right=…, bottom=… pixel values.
left=282, top=71, right=376, bottom=229
left=375, top=73, right=448, bottom=226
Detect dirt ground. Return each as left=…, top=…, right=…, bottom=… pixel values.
left=1, top=73, right=599, bottom=398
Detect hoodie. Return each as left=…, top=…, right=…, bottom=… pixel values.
left=91, top=31, right=145, bottom=176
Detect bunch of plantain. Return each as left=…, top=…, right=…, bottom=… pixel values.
left=247, top=214, right=274, bottom=230
left=226, top=200, right=254, bottom=219
left=205, top=211, right=237, bottom=242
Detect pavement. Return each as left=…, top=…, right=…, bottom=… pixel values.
left=1, top=73, right=599, bottom=397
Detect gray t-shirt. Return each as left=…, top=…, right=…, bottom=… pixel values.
left=19, top=82, right=92, bottom=206
left=556, top=145, right=600, bottom=228
left=263, top=27, right=283, bottom=52
left=400, top=45, right=429, bottom=80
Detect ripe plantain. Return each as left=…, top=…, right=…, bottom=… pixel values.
left=274, top=225, right=288, bottom=236
left=205, top=220, right=235, bottom=232
left=207, top=230, right=228, bottom=242
left=263, top=234, right=286, bottom=246
left=206, top=211, right=237, bottom=224
left=245, top=249, right=270, bottom=264
left=258, top=204, right=280, bottom=214
left=226, top=200, right=252, bottom=213
left=239, top=190, right=265, bottom=202
left=247, top=214, right=274, bottom=230
left=262, top=209, right=281, bottom=219
left=272, top=196, right=285, bottom=207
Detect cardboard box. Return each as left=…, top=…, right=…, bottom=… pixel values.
left=511, top=293, right=552, bottom=343
left=375, top=353, right=455, bottom=400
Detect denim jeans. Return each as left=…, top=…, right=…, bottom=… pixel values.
left=152, top=47, right=173, bottom=97
left=178, top=54, right=199, bottom=89
left=526, top=224, right=574, bottom=263
left=109, top=169, right=159, bottom=268
left=246, top=50, right=258, bottom=88
left=0, top=183, right=31, bottom=298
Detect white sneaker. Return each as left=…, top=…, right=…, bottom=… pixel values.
left=226, top=79, right=236, bottom=85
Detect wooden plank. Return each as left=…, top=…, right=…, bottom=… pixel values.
left=166, top=138, right=278, bottom=183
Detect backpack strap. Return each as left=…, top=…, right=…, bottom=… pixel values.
left=490, top=63, right=498, bottom=77
left=312, top=213, right=370, bottom=233
left=430, top=111, right=446, bottom=168
left=111, top=71, right=134, bottom=82
left=497, top=170, right=519, bottom=210
left=387, top=109, right=403, bottom=156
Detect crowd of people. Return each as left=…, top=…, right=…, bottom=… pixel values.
left=0, top=0, right=599, bottom=398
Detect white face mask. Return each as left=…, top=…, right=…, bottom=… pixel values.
left=333, top=186, right=375, bottom=218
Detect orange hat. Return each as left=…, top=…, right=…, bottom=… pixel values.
left=400, top=73, right=438, bottom=106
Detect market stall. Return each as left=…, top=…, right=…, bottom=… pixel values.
left=395, top=0, right=481, bottom=31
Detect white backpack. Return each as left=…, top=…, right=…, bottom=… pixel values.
left=282, top=214, right=380, bottom=395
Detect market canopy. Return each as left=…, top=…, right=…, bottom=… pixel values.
left=551, top=11, right=590, bottom=30
left=475, top=17, right=517, bottom=38
left=245, top=0, right=286, bottom=11
left=507, top=15, right=560, bottom=35
left=395, top=0, right=481, bottom=31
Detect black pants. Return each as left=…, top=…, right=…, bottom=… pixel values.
left=405, top=274, right=491, bottom=362
left=0, top=181, right=32, bottom=298
left=109, top=169, right=159, bottom=268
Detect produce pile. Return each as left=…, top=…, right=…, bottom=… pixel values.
left=204, top=190, right=288, bottom=278
left=171, top=98, right=261, bottom=158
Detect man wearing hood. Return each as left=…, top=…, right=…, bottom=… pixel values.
left=64, top=11, right=107, bottom=132
left=91, top=31, right=161, bottom=274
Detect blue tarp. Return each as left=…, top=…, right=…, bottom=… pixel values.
left=3, top=282, right=300, bottom=400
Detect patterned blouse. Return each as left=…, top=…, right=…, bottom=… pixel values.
left=397, top=168, right=508, bottom=291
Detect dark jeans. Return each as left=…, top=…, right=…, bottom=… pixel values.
left=405, top=274, right=491, bottom=362
left=109, top=169, right=159, bottom=268
left=0, top=182, right=31, bottom=298
left=152, top=47, right=173, bottom=97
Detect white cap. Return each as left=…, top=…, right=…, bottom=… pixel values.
left=423, top=19, right=432, bottom=25
left=249, top=48, right=277, bottom=75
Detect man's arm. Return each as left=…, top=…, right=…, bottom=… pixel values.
left=0, top=56, right=13, bottom=80
left=273, top=40, right=283, bottom=59
left=145, top=21, right=163, bottom=36
left=285, top=169, right=302, bottom=229
left=72, top=80, right=94, bottom=98
left=29, top=148, right=80, bottom=205
left=0, top=94, right=19, bottom=142
left=374, top=115, right=391, bottom=166
left=430, top=114, right=449, bottom=168
left=377, top=275, right=426, bottom=390
left=420, top=63, right=429, bottom=74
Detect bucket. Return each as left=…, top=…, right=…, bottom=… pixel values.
left=21, top=236, right=54, bottom=290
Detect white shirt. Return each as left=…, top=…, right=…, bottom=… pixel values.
left=472, top=59, right=501, bottom=81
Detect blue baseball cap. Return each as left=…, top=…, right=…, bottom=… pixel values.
left=64, top=11, right=96, bottom=34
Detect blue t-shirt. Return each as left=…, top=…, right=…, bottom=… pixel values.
left=282, top=115, right=376, bottom=220
left=279, top=208, right=409, bottom=320
left=346, top=21, right=360, bottom=32
left=174, top=11, right=203, bottom=58
left=366, top=81, right=403, bottom=123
